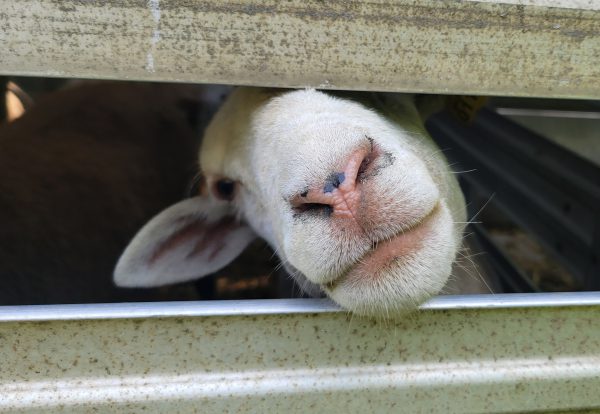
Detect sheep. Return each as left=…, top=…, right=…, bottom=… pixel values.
left=115, top=87, right=492, bottom=317
left=0, top=81, right=217, bottom=305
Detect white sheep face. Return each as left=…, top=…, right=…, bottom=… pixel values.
left=114, top=87, right=468, bottom=317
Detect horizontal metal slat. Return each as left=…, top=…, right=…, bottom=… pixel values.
left=2, top=298, right=600, bottom=413
left=2, top=292, right=600, bottom=321
left=1, top=1, right=599, bottom=97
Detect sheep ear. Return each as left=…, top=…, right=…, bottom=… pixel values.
left=114, top=196, right=255, bottom=288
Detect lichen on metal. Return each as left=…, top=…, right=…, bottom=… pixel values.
left=1, top=304, right=600, bottom=412
left=0, top=0, right=599, bottom=98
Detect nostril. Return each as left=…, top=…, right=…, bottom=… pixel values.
left=357, top=155, right=370, bottom=182
left=357, top=148, right=377, bottom=183
left=292, top=202, right=333, bottom=217
left=290, top=190, right=335, bottom=217
left=289, top=142, right=379, bottom=219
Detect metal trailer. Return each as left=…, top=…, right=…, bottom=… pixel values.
left=1, top=1, right=599, bottom=412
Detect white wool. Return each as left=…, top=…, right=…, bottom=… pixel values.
left=117, top=87, right=473, bottom=317
left=201, top=88, right=468, bottom=315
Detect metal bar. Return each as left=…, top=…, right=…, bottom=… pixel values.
left=2, top=302, right=600, bottom=412
left=1, top=1, right=599, bottom=98
left=3, top=292, right=600, bottom=322
left=495, top=108, right=600, bottom=120
left=427, top=110, right=600, bottom=287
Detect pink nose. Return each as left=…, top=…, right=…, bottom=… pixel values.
left=291, top=147, right=374, bottom=220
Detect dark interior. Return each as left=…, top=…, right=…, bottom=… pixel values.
left=1, top=76, right=598, bottom=305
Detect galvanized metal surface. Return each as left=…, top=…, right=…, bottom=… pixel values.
left=499, top=108, right=600, bottom=167
left=1, top=298, right=600, bottom=413
left=1, top=1, right=599, bottom=98
left=3, top=292, right=600, bottom=322
left=478, top=0, right=597, bottom=9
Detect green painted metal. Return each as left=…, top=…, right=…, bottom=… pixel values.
left=2, top=303, right=600, bottom=413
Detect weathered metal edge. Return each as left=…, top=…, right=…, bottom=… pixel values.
left=1, top=292, right=600, bottom=322
left=1, top=0, right=599, bottom=99
left=2, top=297, right=600, bottom=412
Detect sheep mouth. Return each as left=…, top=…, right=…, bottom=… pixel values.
left=323, top=202, right=441, bottom=291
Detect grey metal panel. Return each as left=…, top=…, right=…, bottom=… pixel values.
left=2, top=299, right=600, bottom=413
left=1, top=1, right=599, bottom=98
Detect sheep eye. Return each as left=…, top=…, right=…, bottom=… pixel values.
left=213, top=179, right=237, bottom=201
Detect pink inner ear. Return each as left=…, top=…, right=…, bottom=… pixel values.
left=188, top=217, right=239, bottom=261
left=149, top=216, right=239, bottom=265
